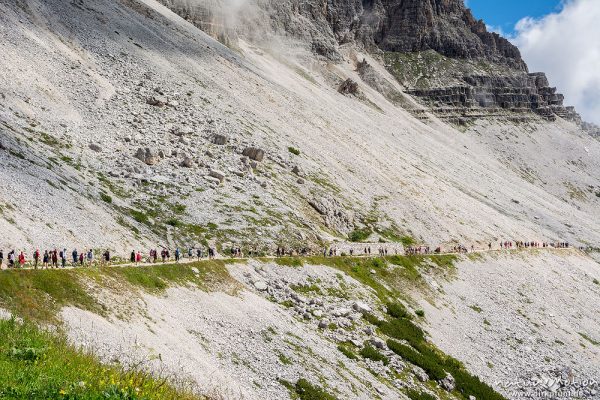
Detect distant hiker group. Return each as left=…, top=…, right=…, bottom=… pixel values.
left=0, top=239, right=578, bottom=270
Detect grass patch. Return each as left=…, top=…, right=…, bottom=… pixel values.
left=288, top=147, right=301, bottom=156
left=579, top=332, right=600, bottom=346
left=273, top=257, right=304, bottom=268
left=0, top=261, right=235, bottom=323
left=280, top=378, right=337, bottom=400
left=290, top=284, right=322, bottom=295
left=337, top=343, right=357, bottom=360
left=469, top=305, right=483, bottom=313
left=359, top=345, right=388, bottom=365
left=100, top=193, right=112, bottom=203
left=348, top=228, right=372, bottom=242
left=0, top=319, right=198, bottom=399
left=415, top=309, right=425, bottom=317
left=406, top=389, right=436, bottom=400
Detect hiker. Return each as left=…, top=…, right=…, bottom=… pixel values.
left=0, top=249, right=3, bottom=268
left=153, top=249, right=158, bottom=263
left=87, top=249, right=93, bottom=265
left=18, top=251, right=25, bottom=268
left=79, top=252, right=84, bottom=266
left=42, top=250, right=48, bottom=269
left=8, top=250, right=15, bottom=268
left=72, top=249, right=78, bottom=265
left=188, top=248, right=193, bottom=259
left=161, top=249, right=166, bottom=262
left=136, top=251, right=142, bottom=264
left=130, top=250, right=135, bottom=264
left=33, top=249, right=40, bottom=269
left=196, top=248, right=202, bottom=260
left=103, top=250, right=110, bottom=264
left=52, top=249, right=58, bottom=268
left=175, top=248, right=180, bottom=262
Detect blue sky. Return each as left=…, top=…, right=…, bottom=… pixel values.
left=467, top=0, right=564, bottom=35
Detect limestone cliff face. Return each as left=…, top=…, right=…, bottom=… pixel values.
left=160, top=0, right=525, bottom=68
left=159, top=0, right=579, bottom=123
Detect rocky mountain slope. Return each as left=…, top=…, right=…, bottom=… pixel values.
left=1, top=0, right=599, bottom=254
left=1, top=0, right=600, bottom=399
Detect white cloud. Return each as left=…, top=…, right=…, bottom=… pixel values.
left=512, top=0, right=600, bottom=124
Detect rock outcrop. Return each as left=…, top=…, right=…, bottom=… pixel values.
left=406, top=72, right=581, bottom=122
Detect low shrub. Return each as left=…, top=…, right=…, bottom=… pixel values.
left=415, top=309, right=425, bottom=317
left=386, top=339, right=446, bottom=381
left=406, top=389, right=436, bottom=400
left=379, top=318, right=424, bottom=347
left=281, top=378, right=337, bottom=400
left=348, top=228, right=371, bottom=242
left=359, top=345, right=388, bottom=365
left=337, top=344, right=357, bottom=360
left=386, top=302, right=411, bottom=319
left=288, top=146, right=301, bottom=156
left=100, top=193, right=112, bottom=203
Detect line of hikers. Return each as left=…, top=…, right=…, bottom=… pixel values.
left=0, top=240, right=577, bottom=269
left=0, top=248, right=110, bottom=269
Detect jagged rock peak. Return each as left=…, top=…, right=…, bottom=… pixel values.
left=159, top=0, right=526, bottom=69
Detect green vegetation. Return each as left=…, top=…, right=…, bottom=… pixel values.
left=579, top=332, right=600, bottom=346
left=288, top=147, right=301, bottom=156
left=0, top=319, right=198, bottom=400
left=100, top=192, right=112, bottom=203
left=400, top=236, right=415, bottom=247
left=469, top=305, right=483, bottom=313
left=290, top=283, right=322, bottom=295
left=415, top=309, right=425, bottom=317
left=280, top=378, right=337, bottom=400
left=348, top=228, right=372, bottom=242
left=278, top=352, right=293, bottom=365
left=359, top=345, right=388, bottom=365
left=406, top=389, right=436, bottom=400
left=337, top=343, right=357, bottom=360
left=593, top=278, right=599, bottom=285
left=386, top=302, right=411, bottom=319
left=0, top=261, right=235, bottom=323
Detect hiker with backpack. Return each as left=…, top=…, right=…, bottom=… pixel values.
left=18, top=251, right=25, bottom=268
left=33, top=249, right=40, bottom=269
left=0, top=249, right=4, bottom=268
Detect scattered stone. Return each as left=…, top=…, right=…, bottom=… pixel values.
left=254, top=281, right=268, bottom=291
left=318, top=320, right=329, bottom=329
left=209, top=169, right=225, bottom=182
left=89, top=143, right=102, bottom=152
left=338, top=78, right=359, bottom=95
left=146, top=95, right=167, bottom=107
left=182, top=156, right=193, bottom=168
left=352, top=301, right=372, bottom=314
left=413, top=366, right=429, bottom=382
left=211, top=134, right=228, bottom=145
left=242, top=147, right=265, bottom=162
left=292, top=165, right=303, bottom=176
left=440, top=373, right=456, bottom=391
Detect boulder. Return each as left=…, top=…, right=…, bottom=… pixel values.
left=242, top=147, right=265, bottom=162
left=146, top=95, right=167, bottom=107
left=134, top=147, right=160, bottom=165
left=338, top=78, right=359, bottom=95
left=352, top=301, right=372, bottom=314
left=440, top=373, right=456, bottom=391
left=211, top=134, right=228, bottom=145
left=291, top=165, right=304, bottom=176
left=181, top=156, right=193, bottom=168
left=89, top=143, right=102, bottom=152
left=254, top=281, right=268, bottom=291
left=318, top=320, right=329, bottom=329
left=413, top=366, right=429, bottom=382
left=209, top=169, right=225, bottom=182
